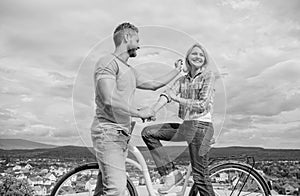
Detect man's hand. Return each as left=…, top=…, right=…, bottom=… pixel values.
left=174, top=59, right=183, bottom=72
left=137, top=107, right=155, bottom=121
left=209, top=137, right=216, bottom=145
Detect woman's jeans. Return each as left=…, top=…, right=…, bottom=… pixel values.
left=91, top=117, right=130, bottom=196
left=142, top=120, right=215, bottom=196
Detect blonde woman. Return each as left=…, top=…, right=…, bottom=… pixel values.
left=142, top=43, right=216, bottom=196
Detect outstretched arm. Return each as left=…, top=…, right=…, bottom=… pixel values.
left=151, top=95, right=169, bottom=113
left=150, top=75, right=182, bottom=115
left=135, top=59, right=183, bottom=91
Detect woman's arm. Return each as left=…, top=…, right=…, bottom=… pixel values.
left=171, top=71, right=215, bottom=111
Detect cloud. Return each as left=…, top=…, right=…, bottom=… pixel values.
left=221, top=0, right=260, bottom=10
left=217, top=107, right=300, bottom=148
left=0, top=0, right=299, bottom=148
left=227, top=59, right=300, bottom=116
left=22, top=124, right=56, bottom=137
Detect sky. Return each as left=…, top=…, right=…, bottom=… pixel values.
left=0, top=0, right=299, bottom=149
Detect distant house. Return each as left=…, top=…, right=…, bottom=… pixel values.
left=29, top=175, right=43, bottom=185
left=12, top=165, right=22, bottom=171
left=85, top=178, right=97, bottom=193
left=40, top=168, right=49, bottom=175
left=54, top=167, right=67, bottom=176
left=44, top=173, right=57, bottom=182
left=16, top=173, right=27, bottom=180
left=70, top=174, right=77, bottom=182
left=255, top=169, right=265, bottom=177
left=49, top=165, right=56, bottom=172
left=0, top=172, right=7, bottom=177
left=43, top=179, right=52, bottom=186
left=27, top=178, right=35, bottom=187
left=283, top=183, right=297, bottom=195
left=139, top=176, right=146, bottom=185
left=131, top=177, right=139, bottom=186
left=62, top=179, right=72, bottom=187
left=21, top=168, right=30, bottom=175
left=45, top=185, right=54, bottom=194
left=33, top=185, right=47, bottom=196
left=6, top=163, right=14, bottom=167
left=4, top=168, right=12, bottom=174
left=214, top=172, right=229, bottom=183
left=26, top=159, right=32, bottom=163
left=24, top=163, right=33, bottom=170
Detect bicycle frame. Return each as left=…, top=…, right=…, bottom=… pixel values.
left=126, top=144, right=192, bottom=196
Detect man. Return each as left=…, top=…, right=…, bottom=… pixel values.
left=91, top=22, right=182, bottom=196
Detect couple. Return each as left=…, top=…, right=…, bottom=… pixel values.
left=91, top=22, right=216, bottom=196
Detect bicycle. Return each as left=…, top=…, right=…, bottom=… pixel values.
left=51, top=122, right=271, bottom=196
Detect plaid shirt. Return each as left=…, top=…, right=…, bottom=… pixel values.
left=162, top=69, right=215, bottom=120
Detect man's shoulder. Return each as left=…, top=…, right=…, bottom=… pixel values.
left=96, top=54, right=117, bottom=68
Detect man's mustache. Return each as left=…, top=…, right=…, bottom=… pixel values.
left=128, top=46, right=140, bottom=51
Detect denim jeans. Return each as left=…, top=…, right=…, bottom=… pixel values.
left=91, top=117, right=130, bottom=196
left=141, top=120, right=215, bottom=196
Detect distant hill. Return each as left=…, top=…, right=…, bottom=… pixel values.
left=136, top=146, right=300, bottom=162
left=0, top=144, right=300, bottom=162
left=0, top=139, right=57, bottom=150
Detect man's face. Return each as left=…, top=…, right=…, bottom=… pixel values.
left=126, top=32, right=140, bottom=58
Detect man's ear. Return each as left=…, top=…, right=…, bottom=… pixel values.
left=124, top=33, right=130, bottom=43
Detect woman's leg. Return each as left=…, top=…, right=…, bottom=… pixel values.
left=184, top=121, right=215, bottom=196
left=141, top=123, right=181, bottom=176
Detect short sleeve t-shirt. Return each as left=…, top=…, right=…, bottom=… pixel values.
left=94, top=54, right=137, bottom=132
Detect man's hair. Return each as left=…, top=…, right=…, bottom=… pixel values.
left=113, top=22, right=139, bottom=47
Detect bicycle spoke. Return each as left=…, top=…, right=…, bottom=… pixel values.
left=51, top=163, right=137, bottom=196
left=209, top=165, right=268, bottom=196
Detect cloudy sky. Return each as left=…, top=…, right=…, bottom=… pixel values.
left=0, top=0, right=299, bottom=149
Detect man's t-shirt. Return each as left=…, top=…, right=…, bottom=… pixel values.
left=94, top=54, right=137, bottom=133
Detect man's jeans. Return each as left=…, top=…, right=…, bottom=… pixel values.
left=91, top=118, right=130, bottom=196
left=142, top=120, right=215, bottom=196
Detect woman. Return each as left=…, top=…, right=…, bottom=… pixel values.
left=142, top=43, right=216, bottom=196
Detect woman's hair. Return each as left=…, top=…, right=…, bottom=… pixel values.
left=185, top=43, right=210, bottom=73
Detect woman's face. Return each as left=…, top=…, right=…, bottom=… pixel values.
left=188, top=46, right=206, bottom=69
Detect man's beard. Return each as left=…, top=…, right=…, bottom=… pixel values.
left=127, top=46, right=139, bottom=57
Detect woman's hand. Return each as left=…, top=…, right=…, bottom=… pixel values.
left=174, top=59, right=183, bottom=72
left=168, top=89, right=179, bottom=102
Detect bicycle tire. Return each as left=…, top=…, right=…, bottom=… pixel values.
left=188, top=162, right=270, bottom=196
left=50, top=162, right=138, bottom=196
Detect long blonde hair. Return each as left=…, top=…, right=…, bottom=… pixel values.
left=185, top=43, right=211, bottom=73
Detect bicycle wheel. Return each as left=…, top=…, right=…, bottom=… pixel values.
left=50, top=162, right=138, bottom=196
left=188, top=162, right=270, bottom=196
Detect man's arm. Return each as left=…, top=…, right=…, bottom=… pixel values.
left=149, top=76, right=181, bottom=116
left=151, top=95, right=169, bottom=113
left=135, top=59, right=183, bottom=91
left=97, top=78, right=154, bottom=119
